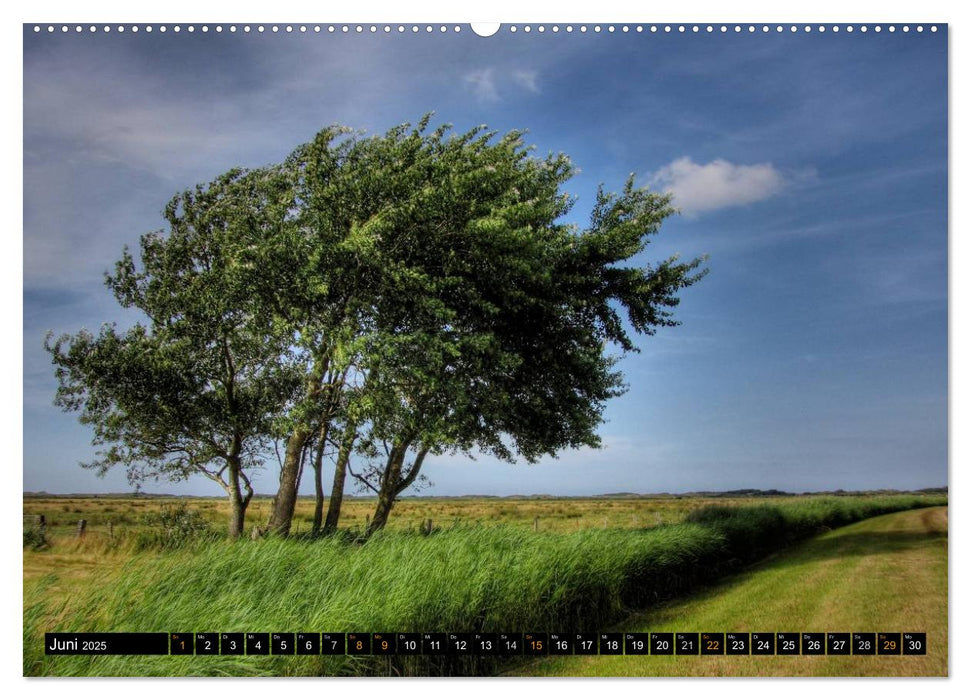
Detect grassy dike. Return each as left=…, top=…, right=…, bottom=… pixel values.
left=24, top=494, right=945, bottom=676
left=521, top=506, right=948, bottom=677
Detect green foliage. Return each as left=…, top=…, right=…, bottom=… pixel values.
left=303, top=119, right=708, bottom=462
left=45, top=166, right=302, bottom=482
left=23, top=495, right=943, bottom=676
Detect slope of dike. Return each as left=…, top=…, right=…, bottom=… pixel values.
left=521, top=506, right=948, bottom=677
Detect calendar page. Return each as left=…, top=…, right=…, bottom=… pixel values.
left=21, top=16, right=948, bottom=682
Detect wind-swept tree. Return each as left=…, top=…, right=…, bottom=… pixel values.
left=47, top=168, right=300, bottom=538
left=293, top=119, right=709, bottom=534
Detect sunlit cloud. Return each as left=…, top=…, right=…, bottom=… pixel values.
left=650, top=157, right=789, bottom=215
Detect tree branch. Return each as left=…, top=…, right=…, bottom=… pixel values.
left=347, top=463, right=380, bottom=495
left=397, top=446, right=430, bottom=495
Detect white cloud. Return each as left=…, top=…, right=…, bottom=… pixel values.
left=650, top=157, right=788, bottom=215
left=464, top=68, right=499, bottom=102
left=511, top=69, right=539, bottom=93
left=464, top=67, right=539, bottom=102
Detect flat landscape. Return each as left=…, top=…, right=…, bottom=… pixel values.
left=23, top=492, right=947, bottom=677
left=23, top=491, right=799, bottom=539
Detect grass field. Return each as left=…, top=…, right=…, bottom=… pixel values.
left=519, top=506, right=948, bottom=677
left=23, top=493, right=945, bottom=677
left=22, top=492, right=801, bottom=538
left=20, top=493, right=816, bottom=585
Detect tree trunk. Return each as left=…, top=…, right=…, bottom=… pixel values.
left=367, top=473, right=399, bottom=535
left=366, top=444, right=428, bottom=537
left=267, top=426, right=310, bottom=536
left=228, top=486, right=246, bottom=539
left=268, top=358, right=342, bottom=537
left=226, top=447, right=252, bottom=539
left=311, top=424, right=329, bottom=535
left=295, top=441, right=308, bottom=498
left=323, top=422, right=357, bottom=534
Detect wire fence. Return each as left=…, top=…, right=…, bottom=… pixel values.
left=22, top=512, right=130, bottom=542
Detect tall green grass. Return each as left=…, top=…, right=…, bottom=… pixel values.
left=24, top=494, right=945, bottom=676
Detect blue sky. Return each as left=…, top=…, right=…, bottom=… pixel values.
left=22, top=26, right=947, bottom=496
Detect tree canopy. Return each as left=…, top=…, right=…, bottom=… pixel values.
left=48, top=116, right=708, bottom=538
left=46, top=167, right=301, bottom=537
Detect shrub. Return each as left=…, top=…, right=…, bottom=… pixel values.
left=133, top=502, right=218, bottom=551
left=23, top=525, right=48, bottom=550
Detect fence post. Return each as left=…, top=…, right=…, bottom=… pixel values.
left=109, top=521, right=114, bottom=540
left=533, top=516, right=539, bottom=532
left=77, top=519, right=87, bottom=539
left=37, top=514, right=47, bottom=539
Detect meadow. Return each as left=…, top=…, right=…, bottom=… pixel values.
left=22, top=492, right=946, bottom=677
left=23, top=492, right=794, bottom=540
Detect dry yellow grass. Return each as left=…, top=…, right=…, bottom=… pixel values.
left=21, top=493, right=850, bottom=536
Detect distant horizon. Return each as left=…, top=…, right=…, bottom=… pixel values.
left=23, top=485, right=949, bottom=499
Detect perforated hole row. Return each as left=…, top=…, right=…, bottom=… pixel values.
left=32, top=25, right=464, bottom=34
left=31, top=24, right=940, bottom=35
left=506, top=24, right=937, bottom=34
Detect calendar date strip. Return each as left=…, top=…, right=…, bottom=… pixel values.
left=45, top=631, right=927, bottom=656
